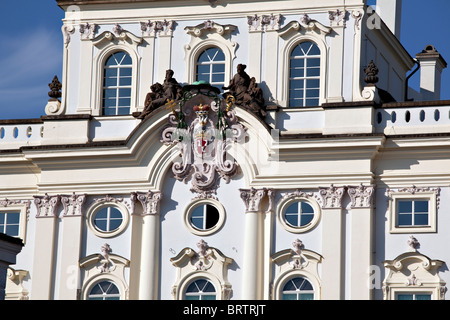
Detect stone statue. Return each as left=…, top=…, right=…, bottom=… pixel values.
left=139, top=69, right=183, bottom=119
left=223, top=64, right=266, bottom=119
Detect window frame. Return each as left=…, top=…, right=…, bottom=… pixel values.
left=87, top=280, right=121, bottom=300
left=279, top=21, right=330, bottom=109
left=388, top=191, right=438, bottom=234
left=184, top=199, right=226, bottom=236
left=195, top=46, right=227, bottom=91
left=184, top=22, right=237, bottom=90
left=0, top=203, right=28, bottom=243
left=277, top=194, right=321, bottom=234
left=86, top=200, right=130, bottom=238
left=184, top=278, right=217, bottom=301
left=92, top=32, right=142, bottom=117
left=281, top=276, right=315, bottom=300
left=288, top=41, right=321, bottom=108
left=102, top=51, right=134, bottom=116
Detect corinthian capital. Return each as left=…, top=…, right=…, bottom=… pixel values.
left=131, top=191, right=162, bottom=215
left=34, top=194, right=61, bottom=218
left=347, top=184, right=374, bottom=208
left=319, top=185, right=345, bottom=209
left=239, top=188, right=267, bottom=213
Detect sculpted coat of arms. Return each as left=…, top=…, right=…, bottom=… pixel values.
left=160, top=83, right=246, bottom=195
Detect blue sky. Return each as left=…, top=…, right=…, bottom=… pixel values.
left=0, top=0, right=448, bottom=120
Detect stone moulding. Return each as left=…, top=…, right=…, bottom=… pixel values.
left=383, top=251, right=446, bottom=300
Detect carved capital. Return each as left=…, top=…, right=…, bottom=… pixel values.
left=80, top=22, right=97, bottom=40
left=240, top=188, right=267, bottom=213
left=61, top=193, right=87, bottom=217
left=347, top=184, right=374, bottom=208
left=329, top=9, right=347, bottom=27
left=34, top=194, right=61, bottom=218
left=319, top=185, right=345, bottom=209
left=131, top=191, right=162, bottom=215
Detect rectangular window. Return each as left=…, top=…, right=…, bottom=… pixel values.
left=397, top=199, right=429, bottom=227
left=0, top=211, right=21, bottom=237
left=388, top=188, right=438, bottom=234
left=396, top=293, right=432, bottom=300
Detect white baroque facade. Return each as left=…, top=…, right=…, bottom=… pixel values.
left=1, top=0, right=449, bottom=301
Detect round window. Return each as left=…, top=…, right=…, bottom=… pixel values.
left=87, top=201, right=130, bottom=238
left=278, top=197, right=321, bottom=233
left=184, top=200, right=225, bottom=236
left=93, top=206, right=123, bottom=233
left=284, top=201, right=315, bottom=228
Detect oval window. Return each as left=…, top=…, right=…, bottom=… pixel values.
left=93, top=206, right=123, bottom=233
left=184, top=200, right=225, bottom=236
left=277, top=195, right=321, bottom=233
left=284, top=201, right=315, bottom=228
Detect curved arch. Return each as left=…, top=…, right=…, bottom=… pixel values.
left=279, top=21, right=330, bottom=108
left=92, top=32, right=142, bottom=116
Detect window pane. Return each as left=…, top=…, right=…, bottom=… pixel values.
left=398, top=201, right=412, bottom=213
left=118, top=98, right=131, bottom=107
left=398, top=213, right=412, bottom=226
left=306, top=89, right=320, bottom=98
left=6, top=225, right=19, bottom=237
left=290, top=98, right=303, bottom=108
left=121, top=54, right=132, bottom=65
left=299, top=293, right=314, bottom=300
left=197, top=64, right=210, bottom=75
left=120, top=67, right=132, bottom=77
left=212, top=64, right=225, bottom=73
left=306, top=67, right=320, bottom=77
left=104, top=68, right=118, bottom=78
left=104, top=77, right=118, bottom=87
left=415, top=213, right=428, bottom=226
left=397, top=294, right=413, bottom=300
left=415, top=294, right=431, bottom=300
left=119, top=77, right=132, bottom=86
left=7, top=212, right=20, bottom=224
left=306, top=79, right=320, bottom=89
left=205, top=205, right=220, bottom=230
left=103, top=89, right=117, bottom=99
left=305, top=98, right=319, bottom=107
left=117, top=107, right=130, bottom=115
left=308, top=44, right=321, bottom=56
left=289, top=89, right=303, bottom=99
left=290, top=80, right=304, bottom=89
left=282, top=293, right=297, bottom=300
left=414, top=201, right=428, bottom=213
left=307, top=58, right=321, bottom=67
left=105, top=55, right=118, bottom=66
left=300, top=214, right=314, bottom=226
left=211, top=73, right=225, bottom=83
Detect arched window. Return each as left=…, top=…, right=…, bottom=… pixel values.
left=282, top=277, right=314, bottom=300
left=196, top=47, right=226, bottom=91
left=87, top=280, right=121, bottom=300
left=289, top=42, right=321, bottom=107
left=102, top=51, right=133, bottom=116
left=184, top=279, right=217, bottom=300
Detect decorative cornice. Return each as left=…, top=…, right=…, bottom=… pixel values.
left=80, top=22, right=97, bottom=40
left=328, top=9, right=348, bottom=27
left=247, top=13, right=282, bottom=32
left=61, top=193, right=87, bottom=217
left=240, top=188, right=267, bottom=213
left=319, top=185, right=345, bottom=209
left=185, top=20, right=237, bottom=37
left=131, top=191, right=162, bottom=215
left=386, top=186, right=441, bottom=209
left=347, top=184, right=374, bottom=208
left=34, top=194, right=61, bottom=218
left=140, top=19, right=175, bottom=37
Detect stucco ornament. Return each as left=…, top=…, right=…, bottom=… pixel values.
left=161, top=83, right=246, bottom=195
